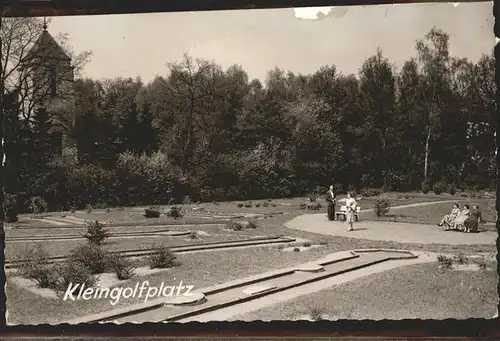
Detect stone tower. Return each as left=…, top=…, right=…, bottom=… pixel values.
left=20, top=19, right=77, bottom=160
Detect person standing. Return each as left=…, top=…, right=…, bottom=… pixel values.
left=326, top=185, right=336, bottom=221
left=345, top=192, right=357, bottom=231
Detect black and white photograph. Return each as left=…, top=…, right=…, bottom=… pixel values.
left=2, top=2, right=497, bottom=325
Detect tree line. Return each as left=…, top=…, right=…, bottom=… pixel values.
left=3, top=27, right=495, bottom=213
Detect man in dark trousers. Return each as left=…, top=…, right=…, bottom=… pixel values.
left=326, top=185, right=336, bottom=221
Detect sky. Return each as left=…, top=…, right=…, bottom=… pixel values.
left=45, top=2, right=494, bottom=83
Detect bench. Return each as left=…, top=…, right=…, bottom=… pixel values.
left=335, top=205, right=360, bottom=222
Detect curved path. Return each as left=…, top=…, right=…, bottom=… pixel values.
left=285, top=201, right=496, bottom=245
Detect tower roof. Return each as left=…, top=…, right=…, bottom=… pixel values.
left=22, top=26, right=71, bottom=64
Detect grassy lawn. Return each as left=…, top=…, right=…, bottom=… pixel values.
left=360, top=198, right=496, bottom=229
left=10, top=192, right=455, bottom=228
left=234, top=261, right=498, bottom=321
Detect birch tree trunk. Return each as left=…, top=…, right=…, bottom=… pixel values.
left=424, top=127, right=431, bottom=188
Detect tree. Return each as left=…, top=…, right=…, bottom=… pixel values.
left=394, top=58, right=425, bottom=188
left=288, top=95, right=343, bottom=190
left=415, top=27, right=453, bottom=187
left=358, top=49, right=396, bottom=189
left=160, top=54, right=229, bottom=174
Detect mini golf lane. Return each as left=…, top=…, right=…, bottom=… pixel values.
left=67, top=250, right=421, bottom=324
left=6, top=229, right=191, bottom=242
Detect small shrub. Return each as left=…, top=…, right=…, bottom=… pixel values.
left=307, top=203, right=322, bottom=211
left=166, top=206, right=183, bottom=219
left=70, top=206, right=76, bottom=213
left=448, top=184, right=457, bottom=196
left=300, top=203, right=307, bottom=210
left=68, top=244, right=111, bottom=274
left=54, top=261, right=96, bottom=294
left=460, top=192, right=469, bottom=198
left=293, top=247, right=301, bottom=252
left=309, top=306, right=325, bottom=321
left=271, top=203, right=277, bottom=207
left=319, top=241, right=328, bottom=245
left=437, top=254, right=453, bottom=269
left=308, top=194, right=317, bottom=202
left=236, top=203, right=244, bottom=208
left=213, top=201, right=220, bottom=206
left=262, top=201, right=269, bottom=208
left=189, top=231, right=199, bottom=239
left=86, top=204, right=93, bottom=213
left=228, top=221, right=243, bottom=231
left=303, top=241, right=312, bottom=247
left=108, top=255, right=136, bottom=280
left=31, top=265, right=60, bottom=289
left=147, top=244, right=177, bottom=269
left=15, top=243, right=57, bottom=288
left=82, top=220, right=112, bottom=246
left=29, top=196, right=48, bottom=215
left=105, top=207, right=111, bottom=213
left=144, top=206, right=161, bottom=218
left=244, top=202, right=252, bottom=208
left=227, top=221, right=255, bottom=230
left=374, top=199, right=390, bottom=217
left=277, top=244, right=285, bottom=250
left=360, top=188, right=382, bottom=197
left=432, top=181, right=447, bottom=195
left=4, top=193, right=19, bottom=223
left=255, top=202, right=261, bottom=208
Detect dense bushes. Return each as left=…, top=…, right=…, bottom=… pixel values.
left=360, top=188, right=383, bottom=197
left=144, top=206, right=161, bottom=218
left=432, top=181, right=447, bottom=195
left=14, top=242, right=136, bottom=293
left=165, top=206, right=183, bottom=219
left=3, top=144, right=492, bottom=215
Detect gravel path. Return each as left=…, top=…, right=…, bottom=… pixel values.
left=285, top=201, right=496, bottom=245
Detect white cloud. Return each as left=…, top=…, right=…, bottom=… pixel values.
left=293, top=7, right=334, bottom=20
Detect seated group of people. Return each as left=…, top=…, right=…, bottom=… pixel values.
left=438, top=203, right=483, bottom=233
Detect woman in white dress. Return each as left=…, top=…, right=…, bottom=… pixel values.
left=345, top=192, right=357, bottom=232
